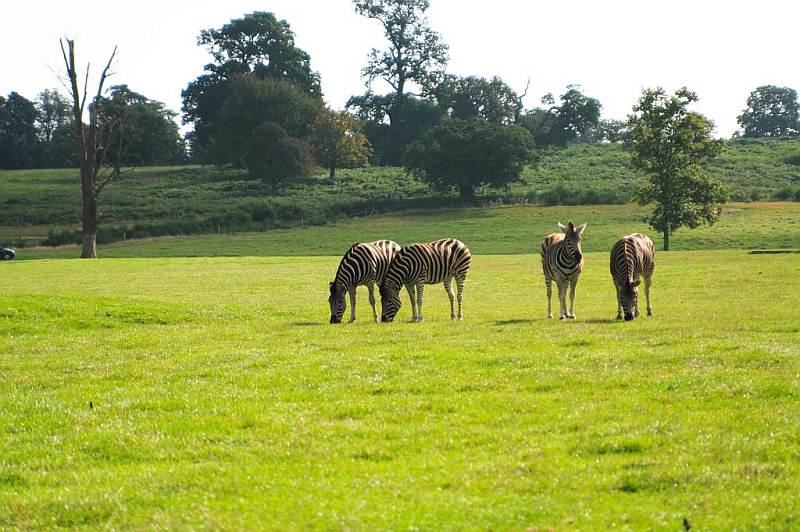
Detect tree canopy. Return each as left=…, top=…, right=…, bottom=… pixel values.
left=737, top=85, right=799, bottom=138
left=354, top=0, right=448, bottom=115
left=244, top=121, right=314, bottom=192
left=433, top=75, right=522, bottom=124
left=519, top=85, right=602, bottom=147
left=0, top=92, right=40, bottom=169
left=182, top=12, right=322, bottom=161
left=310, top=109, right=372, bottom=177
left=405, top=118, right=532, bottom=198
left=626, top=87, right=728, bottom=250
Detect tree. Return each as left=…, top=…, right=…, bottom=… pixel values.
left=626, top=87, right=728, bottom=251
left=353, top=0, right=448, bottom=116
left=737, top=85, right=799, bottom=138
left=434, top=75, right=522, bottom=124
left=405, top=118, right=532, bottom=198
left=207, top=75, right=322, bottom=165
left=35, top=89, right=75, bottom=167
left=182, top=12, right=321, bottom=160
left=574, top=119, right=627, bottom=144
left=310, top=109, right=372, bottom=177
left=97, top=85, right=183, bottom=170
left=60, top=38, right=118, bottom=258
left=244, top=121, right=314, bottom=192
left=347, top=92, right=441, bottom=165
left=519, top=86, right=601, bottom=147
left=0, top=92, right=40, bottom=169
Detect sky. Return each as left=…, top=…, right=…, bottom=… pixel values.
left=2, top=0, right=799, bottom=137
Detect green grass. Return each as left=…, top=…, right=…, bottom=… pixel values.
left=14, top=201, right=800, bottom=260
left=1, top=245, right=799, bottom=528
left=2, top=137, right=799, bottom=245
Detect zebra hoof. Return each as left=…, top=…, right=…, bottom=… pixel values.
left=616, top=314, right=623, bottom=320
left=647, top=310, right=653, bottom=317
left=458, top=315, right=463, bottom=321
left=547, top=314, right=553, bottom=319
left=560, top=316, right=566, bottom=321
left=568, top=315, right=576, bottom=320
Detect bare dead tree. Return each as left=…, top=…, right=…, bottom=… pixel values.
left=59, top=38, right=117, bottom=258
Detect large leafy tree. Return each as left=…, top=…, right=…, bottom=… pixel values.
left=405, top=118, right=532, bottom=198
left=35, top=89, right=76, bottom=168
left=182, top=12, right=321, bottom=160
left=97, top=85, right=183, bottom=170
left=310, top=109, right=372, bottom=177
left=626, top=87, right=728, bottom=251
left=434, top=75, right=522, bottom=124
left=346, top=92, right=441, bottom=165
left=0, top=92, right=40, bottom=169
left=353, top=0, right=448, bottom=116
left=244, top=121, right=314, bottom=192
left=737, top=85, right=799, bottom=138
left=206, top=75, right=322, bottom=165
left=519, top=85, right=601, bottom=147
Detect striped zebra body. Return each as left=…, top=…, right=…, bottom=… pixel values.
left=329, top=240, right=401, bottom=323
left=540, top=222, right=586, bottom=319
left=610, top=233, right=655, bottom=321
left=380, top=238, right=471, bottom=322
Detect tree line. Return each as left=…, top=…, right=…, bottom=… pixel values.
left=1, top=0, right=799, bottom=256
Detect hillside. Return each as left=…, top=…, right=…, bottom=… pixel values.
left=1, top=138, right=799, bottom=246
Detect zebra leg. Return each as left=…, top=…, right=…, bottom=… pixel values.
left=348, top=286, right=357, bottom=323
left=416, top=281, right=425, bottom=322
left=444, top=277, right=456, bottom=320
left=545, top=279, right=553, bottom=319
left=367, top=282, right=378, bottom=323
left=615, top=284, right=623, bottom=320
left=405, top=283, right=417, bottom=321
left=568, top=277, right=578, bottom=319
left=644, top=275, right=653, bottom=316
left=634, top=286, right=640, bottom=318
left=557, top=281, right=568, bottom=320
left=456, top=275, right=466, bottom=320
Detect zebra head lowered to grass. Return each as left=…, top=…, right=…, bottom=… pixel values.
left=329, top=240, right=401, bottom=324
left=540, top=221, right=586, bottom=320
left=380, top=238, right=471, bottom=323
left=610, top=233, right=655, bottom=321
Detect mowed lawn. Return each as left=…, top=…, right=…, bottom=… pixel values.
left=1, top=246, right=799, bottom=528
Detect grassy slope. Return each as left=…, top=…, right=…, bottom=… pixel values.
left=1, top=138, right=799, bottom=242
left=1, top=249, right=799, bottom=528
left=14, top=201, right=800, bottom=260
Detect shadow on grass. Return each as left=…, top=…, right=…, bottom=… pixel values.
left=291, top=321, right=324, bottom=327
left=582, top=318, right=620, bottom=324
left=495, top=319, right=536, bottom=326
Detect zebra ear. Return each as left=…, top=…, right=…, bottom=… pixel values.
left=557, top=222, right=567, bottom=233
left=577, top=223, right=587, bottom=234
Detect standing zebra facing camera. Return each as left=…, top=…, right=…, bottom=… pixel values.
left=610, top=233, right=655, bottom=321
left=540, top=221, right=587, bottom=320
left=329, top=240, right=401, bottom=323
left=380, top=238, right=471, bottom=323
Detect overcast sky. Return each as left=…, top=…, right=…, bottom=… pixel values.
left=3, top=0, right=798, bottom=137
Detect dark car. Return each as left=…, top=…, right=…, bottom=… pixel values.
left=1, top=247, right=16, bottom=260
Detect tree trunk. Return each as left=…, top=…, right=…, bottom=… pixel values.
left=663, top=226, right=670, bottom=252
left=80, top=181, right=98, bottom=258
left=329, top=166, right=336, bottom=178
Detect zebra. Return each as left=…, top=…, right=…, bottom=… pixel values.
left=380, top=238, right=471, bottom=323
left=540, top=221, right=587, bottom=320
left=610, top=233, right=655, bottom=321
left=329, top=240, right=401, bottom=323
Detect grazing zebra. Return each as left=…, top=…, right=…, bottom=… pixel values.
left=610, top=233, right=655, bottom=321
left=380, top=238, right=471, bottom=323
left=540, top=221, right=587, bottom=320
left=329, top=240, right=401, bottom=323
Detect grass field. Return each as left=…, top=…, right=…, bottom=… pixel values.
left=1, top=203, right=800, bottom=528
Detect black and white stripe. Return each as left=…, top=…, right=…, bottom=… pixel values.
left=329, top=240, right=401, bottom=323
left=610, top=233, right=655, bottom=321
left=540, top=221, right=586, bottom=319
left=380, top=238, right=471, bottom=322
